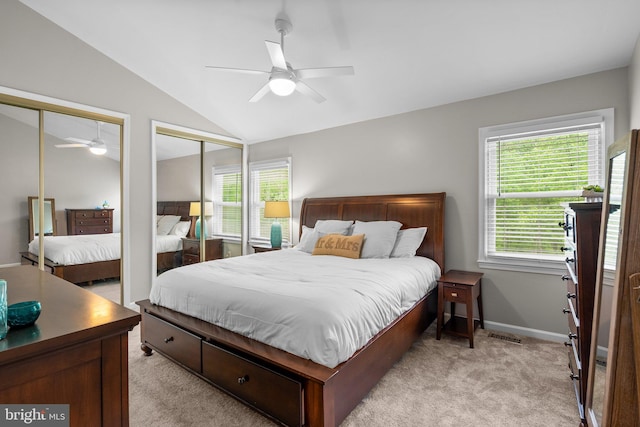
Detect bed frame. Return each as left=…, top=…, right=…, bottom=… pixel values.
left=20, top=201, right=191, bottom=284
left=137, top=193, right=446, bottom=426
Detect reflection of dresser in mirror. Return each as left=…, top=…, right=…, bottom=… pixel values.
left=585, top=129, right=640, bottom=426
left=66, top=208, right=114, bottom=235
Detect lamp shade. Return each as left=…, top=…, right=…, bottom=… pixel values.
left=189, top=201, right=213, bottom=217
left=264, top=201, right=290, bottom=218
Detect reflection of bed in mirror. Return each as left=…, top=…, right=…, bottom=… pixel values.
left=138, top=193, right=445, bottom=427
left=21, top=201, right=191, bottom=284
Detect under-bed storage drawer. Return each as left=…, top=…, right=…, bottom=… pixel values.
left=202, top=341, right=303, bottom=427
left=142, top=313, right=202, bottom=373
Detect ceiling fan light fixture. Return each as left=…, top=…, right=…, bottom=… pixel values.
left=89, top=142, right=107, bottom=155
left=268, top=76, right=296, bottom=96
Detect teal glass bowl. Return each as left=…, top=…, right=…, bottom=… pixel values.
left=7, top=301, right=41, bottom=328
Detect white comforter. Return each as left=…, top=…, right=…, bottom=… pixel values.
left=150, top=249, right=440, bottom=368
left=28, top=234, right=183, bottom=265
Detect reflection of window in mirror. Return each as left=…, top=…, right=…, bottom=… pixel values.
left=28, top=197, right=56, bottom=242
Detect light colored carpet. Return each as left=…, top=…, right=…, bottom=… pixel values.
left=126, top=323, right=580, bottom=427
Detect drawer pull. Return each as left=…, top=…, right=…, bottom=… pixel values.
left=163, top=336, right=174, bottom=344
left=237, top=375, right=249, bottom=384
left=567, top=292, right=576, bottom=299
left=565, top=257, right=575, bottom=263
left=560, top=246, right=571, bottom=252
left=568, top=332, right=577, bottom=340
left=564, top=341, right=572, bottom=347
left=451, top=292, right=458, bottom=297
left=562, top=308, right=570, bottom=314
left=561, top=275, right=570, bottom=281
left=570, top=373, right=579, bottom=381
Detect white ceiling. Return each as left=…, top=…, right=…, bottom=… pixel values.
left=19, top=0, right=640, bottom=144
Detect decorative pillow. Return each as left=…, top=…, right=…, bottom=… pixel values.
left=312, top=234, right=364, bottom=259
left=314, top=219, right=353, bottom=235
left=157, top=215, right=181, bottom=236
left=170, top=221, right=191, bottom=238
left=390, top=227, right=428, bottom=258
left=351, top=220, right=402, bottom=259
left=156, top=215, right=164, bottom=224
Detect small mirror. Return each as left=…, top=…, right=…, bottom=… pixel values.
left=28, top=196, right=56, bottom=242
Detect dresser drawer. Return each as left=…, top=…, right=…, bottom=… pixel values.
left=142, top=312, right=202, bottom=373
left=441, top=284, right=470, bottom=303
left=202, top=341, right=302, bottom=427
left=74, top=217, right=112, bottom=227
left=73, top=226, right=112, bottom=235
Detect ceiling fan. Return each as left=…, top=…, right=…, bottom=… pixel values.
left=206, top=15, right=354, bottom=103
left=55, top=120, right=107, bottom=155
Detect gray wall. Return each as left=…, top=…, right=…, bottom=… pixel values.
left=631, top=36, right=640, bottom=128
left=249, top=68, right=630, bottom=337
left=2, top=0, right=639, bottom=338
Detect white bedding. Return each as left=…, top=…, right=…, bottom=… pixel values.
left=28, top=234, right=183, bottom=265
left=150, top=249, right=441, bottom=368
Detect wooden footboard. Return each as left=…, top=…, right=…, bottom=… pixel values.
left=137, top=289, right=437, bottom=427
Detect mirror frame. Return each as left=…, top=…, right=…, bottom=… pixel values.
left=586, top=129, right=640, bottom=426
left=151, top=120, right=245, bottom=281
left=27, top=196, right=56, bottom=242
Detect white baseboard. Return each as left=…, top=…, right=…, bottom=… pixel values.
left=0, top=262, right=22, bottom=269
left=483, top=320, right=568, bottom=343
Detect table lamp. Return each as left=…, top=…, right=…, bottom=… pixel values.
left=189, top=201, right=213, bottom=239
left=264, top=201, right=290, bottom=248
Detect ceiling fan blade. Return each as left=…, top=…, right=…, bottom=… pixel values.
left=249, top=82, right=272, bottom=103
left=63, top=137, right=90, bottom=145
left=295, top=66, right=355, bottom=79
left=205, top=66, right=269, bottom=76
left=265, top=41, right=288, bottom=70
left=55, top=143, right=87, bottom=148
left=296, top=81, right=326, bottom=103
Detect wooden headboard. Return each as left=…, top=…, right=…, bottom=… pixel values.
left=157, top=201, right=192, bottom=221
left=299, top=193, right=446, bottom=272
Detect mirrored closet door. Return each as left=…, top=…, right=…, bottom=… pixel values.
left=153, top=122, right=243, bottom=280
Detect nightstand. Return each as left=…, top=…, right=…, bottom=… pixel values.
left=436, top=270, right=484, bottom=348
left=251, top=244, right=281, bottom=253
left=181, top=238, right=223, bottom=265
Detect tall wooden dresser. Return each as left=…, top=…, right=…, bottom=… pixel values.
left=559, top=202, right=601, bottom=423
left=66, top=208, right=114, bottom=235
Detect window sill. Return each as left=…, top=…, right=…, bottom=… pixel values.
left=477, top=258, right=566, bottom=276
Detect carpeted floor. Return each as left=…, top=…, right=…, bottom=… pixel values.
left=126, top=323, right=580, bottom=427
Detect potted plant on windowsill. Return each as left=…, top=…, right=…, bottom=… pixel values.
left=581, top=184, right=604, bottom=202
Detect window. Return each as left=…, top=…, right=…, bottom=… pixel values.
left=249, top=158, right=291, bottom=244
left=479, top=109, right=612, bottom=273
left=212, top=165, right=242, bottom=239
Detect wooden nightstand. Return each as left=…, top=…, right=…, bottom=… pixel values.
left=181, top=238, right=223, bottom=265
left=436, top=270, right=484, bottom=348
left=252, top=244, right=281, bottom=253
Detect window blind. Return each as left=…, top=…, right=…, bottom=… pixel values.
left=212, top=165, right=242, bottom=238
left=485, top=124, right=603, bottom=258
left=249, top=159, right=291, bottom=243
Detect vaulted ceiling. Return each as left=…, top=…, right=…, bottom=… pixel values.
left=19, top=0, right=640, bottom=143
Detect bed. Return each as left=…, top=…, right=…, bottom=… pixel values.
left=136, top=193, right=446, bottom=427
left=20, top=201, right=192, bottom=284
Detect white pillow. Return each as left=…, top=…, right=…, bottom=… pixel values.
left=170, top=221, right=191, bottom=238
left=296, top=225, right=317, bottom=253
left=157, top=215, right=181, bottom=236
left=390, top=227, right=427, bottom=258
left=157, top=215, right=164, bottom=224
left=352, top=220, right=402, bottom=258
left=314, top=219, right=353, bottom=235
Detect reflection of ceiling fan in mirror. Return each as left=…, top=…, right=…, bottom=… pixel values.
left=55, top=120, right=107, bottom=155
left=206, top=14, right=354, bottom=103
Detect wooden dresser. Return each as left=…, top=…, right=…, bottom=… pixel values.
left=0, top=265, right=140, bottom=426
left=181, top=238, right=223, bottom=265
left=560, top=202, right=601, bottom=423
left=66, top=208, right=114, bottom=235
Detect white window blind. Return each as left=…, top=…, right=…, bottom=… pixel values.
left=212, top=165, right=242, bottom=238
left=479, top=110, right=611, bottom=272
left=249, top=158, right=291, bottom=244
